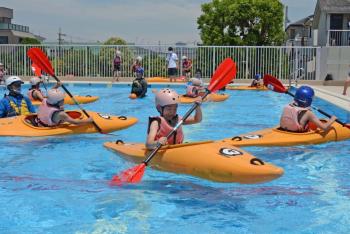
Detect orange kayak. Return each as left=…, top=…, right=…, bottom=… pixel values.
left=104, top=140, right=284, bottom=184
left=146, top=76, right=186, bottom=83
left=223, top=120, right=350, bottom=147
left=226, top=85, right=268, bottom=91
left=179, top=93, right=229, bottom=104
left=0, top=111, right=137, bottom=137
left=32, top=95, right=99, bottom=106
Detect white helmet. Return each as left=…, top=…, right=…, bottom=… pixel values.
left=136, top=56, right=142, bottom=61
left=116, top=50, right=121, bottom=55
left=5, top=76, right=23, bottom=87
left=47, top=89, right=65, bottom=105
left=155, top=88, right=179, bottom=107
left=182, top=55, right=187, bottom=60
left=30, top=77, right=42, bottom=86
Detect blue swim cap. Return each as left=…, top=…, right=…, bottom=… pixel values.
left=136, top=67, right=144, bottom=75
left=294, top=86, right=314, bottom=107
left=254, top=74, right=261, bottom=80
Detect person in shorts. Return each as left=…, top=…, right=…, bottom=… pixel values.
left=342, top=65, right=350, bottom=95
left=166, top=47, right=178, bottom=82
left=112, top=50, right=122, bottom=82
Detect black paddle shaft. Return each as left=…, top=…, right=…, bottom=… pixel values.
left=143, top=91, right=210, bottom=165
left=285, top=91, right=346, bottom=127
left=51, top=74, right=104, bottom=132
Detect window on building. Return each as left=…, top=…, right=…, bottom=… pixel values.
left=290, top=29, right=296, bottom=39
left=0, top=36, right=8, bottom=44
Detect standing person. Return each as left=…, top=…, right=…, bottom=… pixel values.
left=182, top=56, right=192, bottom=81
left=166, top=47, right=178, bottom=82
left=0, top=76, right=36, bottom=118
left=112, top=50, right=122, bottom=82
left=130, top=67, right=148, bottom=98
left=131, top=56, right=142, bottom=77
left=342, top=66, right=350, bottom=95
left=0, top=62, right=7, bottom=85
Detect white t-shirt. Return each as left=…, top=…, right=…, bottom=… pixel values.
left=166, top=52, right=178, bottom=68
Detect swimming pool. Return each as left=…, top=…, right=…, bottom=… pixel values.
left=0, top=83, right=349, bottom=233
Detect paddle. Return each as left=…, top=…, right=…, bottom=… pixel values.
left=263, top=74, right=350, bottom=129
left=110, top=58, right=237, bottom=185
left=27, top=47, right=104, bottom=133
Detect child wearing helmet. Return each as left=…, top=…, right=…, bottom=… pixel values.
left=280, top=86, right=337, bottom=132
left=112, top=50, right=122, bottom=82
left=131, top=56, right=142, bottom=77
left=0, top=62, right=7, bottom=85
left=185, top=78, right=205, bottom=98
left=146, top=88, right=202, bottom=149
left=250, top=74, right=262, bottom=87
left=0, top=76, right=36, bottom=118
left=36, top=88, right=93, bottom=127
left=182, top=56, right=192, bottom=81
left=131, top=67, right=148, bottom=98
left=27, top=77, right=61, bottom=102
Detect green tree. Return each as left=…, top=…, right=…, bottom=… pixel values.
left=197, top=0, right=285, bottom=46
left=20, top=37, right=41, bottom=44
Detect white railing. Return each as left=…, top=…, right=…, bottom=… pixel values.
left=0, top=44, right=318, bottom=80
left=327, top=30, right=350, bottom=46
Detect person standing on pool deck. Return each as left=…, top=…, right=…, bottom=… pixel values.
left=182, top=56, right=192, bottom=81
left=131, top=56, right=142, bottom=77
left=0, top=76, right=36, bottom=118
left=280, top=86, right=337, bottom=132
left=166, top=47, right=178, bottom=82
left=146, top=88, right=202, bottom=149
left=0, top=62, right=7, bottom=85
left=342, top=65, right=350, bottom=95
left=112, top=50, right=122, bottom=82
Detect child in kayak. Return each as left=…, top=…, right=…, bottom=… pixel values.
left=130, top=67, right=148, bottom=98
left=280, top=86, right=337, bottom=132
left=146, top=88, right=202, bottom=149
left=27, top=77, right=61, bottom=102
left=185, top=78, right=205, bottom=98
left=36, top=89, right=93, bottom=127
left=250, top=74, right=263, bottom=87
left=0, top=76, right=36, bottom=118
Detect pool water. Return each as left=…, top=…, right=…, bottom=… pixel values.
left=0, top=83, right=349, bottom=233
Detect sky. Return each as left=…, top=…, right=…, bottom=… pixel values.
left=1, top=0, right=317, bottom=44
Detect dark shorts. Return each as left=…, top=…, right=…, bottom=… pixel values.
left=168, top=68, right=177, bottom=77
left=114, top=64, right=121, bottom=71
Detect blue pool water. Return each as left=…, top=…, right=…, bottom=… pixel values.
left=0, top=83, right=349, bottom=233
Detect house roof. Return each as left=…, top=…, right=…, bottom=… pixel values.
left=313, top=0, right=350, bottom=28
left=286, top=15, right=314, bottom=31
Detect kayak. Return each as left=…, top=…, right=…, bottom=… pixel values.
left=32, top=95, right=99, bottom=106
left=226, top=85, right=268, bottom=91
left=223, top=120, right=350, bottom=147
left=0, top=111, right=138, bottom=137
left=179, top=93, right=229, bottom=104
left=104, top=140, right=284, bottom=184
left=146, top=76, right=186, bottom=83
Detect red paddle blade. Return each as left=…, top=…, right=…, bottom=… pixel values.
left=27, top=48, right=55, bottom=76
left=31, top=63, right=42, bottom=77
left=208, top=58, right=236, bottom=92
left=263, top=74, right=287, bottom=93
left=110, top=163, right=146, bottom=186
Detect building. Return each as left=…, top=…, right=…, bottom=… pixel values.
left=285, top=15, right=314, bottom=46
left=0, top=7, right=44, bottom=44
left=313, top=0, right=350, bottom=46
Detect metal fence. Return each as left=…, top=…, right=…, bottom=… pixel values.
left=0, top=44, right=319, bottom=80
left=327, top=30, right=350, bottom=46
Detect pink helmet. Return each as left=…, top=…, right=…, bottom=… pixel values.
left=155, top=88, right=179, bottom=107
left=30, top=77, right=41, bottom=86
left=189, top=78, right=202, bottom=86
left=47, top=89, right=65, bottom=105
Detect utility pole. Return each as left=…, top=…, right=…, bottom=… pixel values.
left=58, top=27, right=66, bottom=45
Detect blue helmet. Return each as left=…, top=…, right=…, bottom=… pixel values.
left=294, top=86, right=314, bottom=107
left=135, top=67, right=144, bottom=75
left=254, top=74, right=261, bottom=80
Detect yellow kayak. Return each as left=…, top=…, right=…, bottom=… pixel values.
left=226, top=85, right=268, bottom=91
left=146, top=76, right=186, bottom=83
left=32, top=95, right=99, bottom=106
left=104, top=140, right=284, bottom=184
left=179, top=93, right=229, bottom=104
left=0, top=111, right=138, bottom=137
left=223, top=120, right=350, bottom=147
